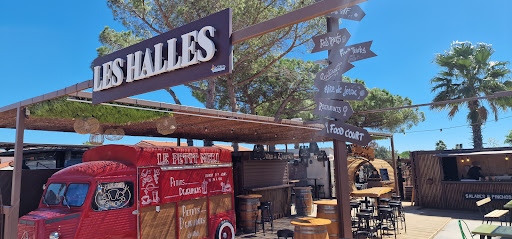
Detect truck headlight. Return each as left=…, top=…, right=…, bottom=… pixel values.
left=49, top=232, right=60, bottom=239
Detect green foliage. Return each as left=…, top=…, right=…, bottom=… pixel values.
left=505, top=131, right=512, bottom=146
left=398, top=151, right=411, bottom=159
left=28, top=97, right=168, bottom=125
left=435, top=140, right=447, bottom=150
left=374, top=146, right=397, bottom=159
left=96, top=26, right=144, bottom=57
left=431, top=41, right=512, bottom=148
left=345, top=77, right=425, bottom=133
left=99, top=0, right=324, bottom=111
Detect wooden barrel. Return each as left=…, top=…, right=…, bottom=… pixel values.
left=236, top=194, right=262, bottom=233
left=291, top=217, right=331, bottom=239
left=314, top=200, right=338, bottom=239
left=294, top=187, right=313, bottom=216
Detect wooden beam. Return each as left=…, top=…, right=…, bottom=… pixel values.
left=232, top=0, right=368, bottom=44
left=333, top=140, right=353, bottom=238
left=4, top=107, right=25, bottom=239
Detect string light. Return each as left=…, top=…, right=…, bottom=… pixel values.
left=402, top=115, right=512, bottom=135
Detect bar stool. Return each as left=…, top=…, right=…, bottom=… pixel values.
left=390, top=201, right=406, bottom=232
left=392, top=195, right=401, bottom=201
left=256, top=201, right=273, bottom=234
left=356, top=212, right=378, bottom=239
left=378, top=208, right=397, bottom=239
left=379, top=197, right=391, bottom=205
left=350, top=201, right=361, bottom=231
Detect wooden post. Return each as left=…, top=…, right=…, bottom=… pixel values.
left=390, top=135, right=399, bottom=195
left=4, top=107, right=25, bottom=239
left=333, top=140, right=352, bottom=238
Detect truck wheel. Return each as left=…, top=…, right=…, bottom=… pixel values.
left=215, top=220, right=234, bottom=239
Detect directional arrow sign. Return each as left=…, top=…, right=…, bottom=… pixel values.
left=314, top=98, right=354, bottom=121
left=319, top=120, right=372, bottom=146
left=328, top=40, right=377, bottom=64
left=311, top=28, right=351, bottom=53
left=315, top=81, right=368, bottom=101
left=326, top=5, right=366, bottom=21
left=314, top=61, right=355, bottom=82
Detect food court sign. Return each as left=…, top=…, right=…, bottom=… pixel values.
left=91, top=9, right=232, bottom=104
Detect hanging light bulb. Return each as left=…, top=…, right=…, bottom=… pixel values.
left=506, top=156, right=509, bottom=161
left=466, top=158, right=470, bottom=162
left=460, top=159, right=464, bottom=163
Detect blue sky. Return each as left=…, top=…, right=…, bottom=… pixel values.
left=0, top=0, right=511, bottom=153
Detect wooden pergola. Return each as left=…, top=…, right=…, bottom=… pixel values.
left=0, top=80, right=394, bottom=238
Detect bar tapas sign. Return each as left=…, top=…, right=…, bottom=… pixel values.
left=91, top=9, right=232, bottom=104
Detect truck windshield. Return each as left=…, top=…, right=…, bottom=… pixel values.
left=44, top=183, right=66, bottom=205
left=63, top=183, right=90, bottom=207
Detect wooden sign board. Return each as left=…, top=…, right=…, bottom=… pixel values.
left=327, top=5, right=366, bottom=21
left=311, top=28, right=351, bottom=53
left=178, top=198, right=208, bottom=239
left=91, top=9, right=232, bottom=104
left=314, top=61, right=355, bottom=82
left=314, top=98, right=353, bottom=121
left=319, top=120, right=372, bottom=146
left=315, top=81, right=368, bottom=101
left=328, top=40, right=377, bottom=64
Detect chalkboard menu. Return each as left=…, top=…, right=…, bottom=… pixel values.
left=379, top=169, right=390, bottom=181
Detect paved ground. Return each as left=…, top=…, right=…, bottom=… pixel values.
left=234, top=201, right=504, bottom=239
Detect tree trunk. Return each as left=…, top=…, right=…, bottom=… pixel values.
left=165, top=88, right=181, bottom=105
left=204, top=78, right=216, bottom=147
left=227, top=76, right=237, bottom=112
left=471, top=121, right=483, bottom=149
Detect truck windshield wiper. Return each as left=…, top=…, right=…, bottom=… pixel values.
left=62, top=195, right=71, bottom=209
left=41, top=196, right=50, bottom=207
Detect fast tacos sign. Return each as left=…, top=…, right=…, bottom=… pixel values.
left=91, top=9, right=232, bottom=104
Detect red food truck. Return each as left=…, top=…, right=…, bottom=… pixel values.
left=17, top=145, right=236, bottom=239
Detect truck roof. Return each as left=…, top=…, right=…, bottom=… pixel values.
left=82, top=145, right=232, bottom=167
left=51, top=160, right=136, bottom=180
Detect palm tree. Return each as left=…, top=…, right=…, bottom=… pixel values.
left=431, top=41, right=512, bottom=149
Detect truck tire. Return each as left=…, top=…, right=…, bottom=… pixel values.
left=215, top=220, right=234, bottom=239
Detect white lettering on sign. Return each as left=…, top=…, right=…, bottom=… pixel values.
left=157, top=153, right=170, bottom=165
left=318, top=102, right=343, bottom=114
left=93, top=26, right=217, bottom=92
left=319, top=62, right=343, bottom=81
left=319, top=32, right=347, bottom=49
left=179, top=187, right=203, bottom=196
left=327, top=123, right=365, bottom=142
left=200, top=153, right=220, bottom=164
left=172, top=153, right=199, bottom=165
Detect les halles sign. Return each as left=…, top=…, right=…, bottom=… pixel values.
left=92, top=9, right=232, bottom=104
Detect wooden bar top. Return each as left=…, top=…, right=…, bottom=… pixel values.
left=314, top=200, right=337, bottom=206
left=291, top=217, right=332, bottom=226
left=350, top=187, right=393, bottom=198
left=293, top=187, right=312, bottom=190
left=236, top=194, right=262, bottom=199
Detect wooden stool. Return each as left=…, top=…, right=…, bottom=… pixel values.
left=291, top=217, right=331, bottom=239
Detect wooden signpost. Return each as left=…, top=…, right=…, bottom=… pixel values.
left=313, top=98, right=354, bottom=121
left=319, top=120, right=372, bottom=145
left=328, top=40, right=377, bottom=64
left=315, top=81, right=369, bottom=101
left=311, top=28, right=351, bottom=53
left=326, top=5, right=366, bottom=21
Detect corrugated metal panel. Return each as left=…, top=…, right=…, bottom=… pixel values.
left=243, top=160, right=288, bottom=188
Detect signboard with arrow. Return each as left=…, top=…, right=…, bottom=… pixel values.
left=314, top=98, right=354, bottom=121
left=311, top=28, right=351, bottom=53
left=326, top=5, right=366, bottom=21
left=314, top=61, right=355, bottom=82
left=319, top=120, right=372, bottom=145
left=328, top=40, right=377, bottom=64
left=315, top=81, right=369, bottom=101
left=329, top=41, right=377, bottom=62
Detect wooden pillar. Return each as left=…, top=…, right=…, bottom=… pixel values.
left=390, top=135, right=399, bottom=195
left=333, top=140, right=352, bottom=238
left=4, top=107, right=25, bottom=239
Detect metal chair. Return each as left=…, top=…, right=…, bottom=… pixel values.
left=378, top=208, right=397, bottom=239
left=390, top=201, right=406, bottom=232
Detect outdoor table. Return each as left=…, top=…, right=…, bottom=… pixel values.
left=503, top=199, right=512, bottom=225
left=291, top=217, right=331, bottom=239
left=350, top=187, right=393, bottom=209
left=472, top=224, right=512, bottom=238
